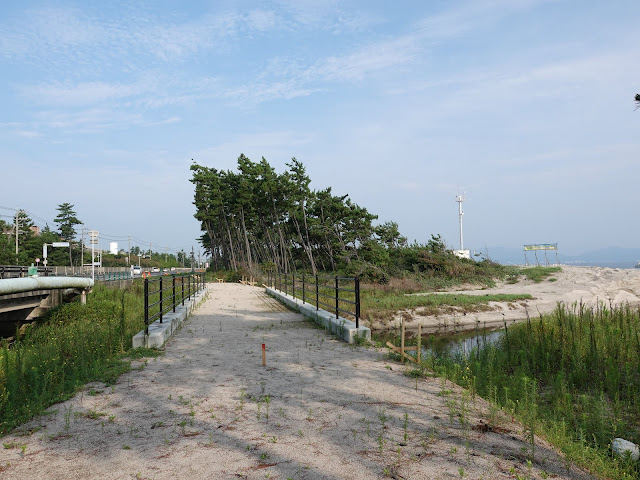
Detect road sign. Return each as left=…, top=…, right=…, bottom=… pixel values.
left=52, top=242, right=70, bottom=248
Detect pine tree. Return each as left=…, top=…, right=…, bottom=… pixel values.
left=54, top=203, right=82, bottom=266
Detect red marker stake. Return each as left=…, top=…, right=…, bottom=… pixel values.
left=262, top=343, right=266, bottom=367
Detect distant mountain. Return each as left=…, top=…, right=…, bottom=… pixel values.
left=476, top=246, right=640, bottom=268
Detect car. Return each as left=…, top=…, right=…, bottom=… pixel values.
left=152, top=267, right=160, bottom=273
left=132, top=265, right=142, bottom=275
left=170, top=267, right=176, bottom=272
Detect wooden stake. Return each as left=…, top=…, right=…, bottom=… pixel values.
left=417, top=324, right=422, bottom=364
left=262, top=343, right=266, bottom=366
left=401, top=318, right=405, bottom=364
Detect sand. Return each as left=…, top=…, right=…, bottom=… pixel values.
left=382, top=265, right=640, bottom=334
left=0, top=274, right=621, bottom=479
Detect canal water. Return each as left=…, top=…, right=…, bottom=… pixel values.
left=375, top=326, right=505, bottom=359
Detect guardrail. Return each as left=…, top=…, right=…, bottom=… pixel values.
left=95, top=272, right=131, bottom=282
left=143, top=273, right=205, bottom=335
left=267, top=272, right=360, bottom=328
left=0, top=265, right=52, bottom=278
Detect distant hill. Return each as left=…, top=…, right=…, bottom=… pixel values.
left=477, top=246, right=640, bottom=268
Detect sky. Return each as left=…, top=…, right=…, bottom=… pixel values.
left=1, top=0, right=639, bottom=259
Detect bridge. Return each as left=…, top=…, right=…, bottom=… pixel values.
left=0, top=275, right=94, bottom=338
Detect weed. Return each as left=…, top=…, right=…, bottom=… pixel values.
left=378, top=431, right=385, bottom=454
left=265, top=394, right=271, bottom=421
left=403, top=412, right=408, bottom=443
left=63, top=405, right=73, bottom=431
left=83, top=409, right=106, bottom=420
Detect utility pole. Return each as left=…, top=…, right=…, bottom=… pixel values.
left=191, top=246, right=195, bottom=272
left=149, top=242, right=152, bottom=259
left=456, top=194, right=465, bottom=251
left=14, top=209, right=20, bottom=264
left=128, top=234, right=131, bottom=266
left=81, top=226, right=85, bottom=274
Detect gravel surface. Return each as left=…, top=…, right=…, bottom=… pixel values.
left=0, top=283, right=596, bottom=479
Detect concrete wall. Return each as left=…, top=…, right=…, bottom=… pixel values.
left=132, top=286, right=208, bottom=349
left=265, top=287, right=370, bottom=344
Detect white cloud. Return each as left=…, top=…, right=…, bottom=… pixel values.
left=23, top=81, right=140, bottom=107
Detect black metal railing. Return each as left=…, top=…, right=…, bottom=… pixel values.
left=143, top=273, right=205, bottom=335
left=267, top=272, right=360, bottom=328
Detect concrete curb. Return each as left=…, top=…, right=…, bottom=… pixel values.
left=132, top=286, right=209, bottom=349
left=265, top=287, right=370, bottom=344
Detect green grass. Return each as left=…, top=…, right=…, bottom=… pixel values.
left=0, top=282, right=156, bottom=434
left=362, top=291, right=532, bottom=324
left=519, top=266, right=562, bottom=283
left=363, top=292, right=532, bottom=311
left=423, top=303, right=640, bottom=479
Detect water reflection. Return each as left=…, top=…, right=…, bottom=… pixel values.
left=376, top=327, right=504, bottom=359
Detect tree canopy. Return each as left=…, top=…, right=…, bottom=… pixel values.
left=54, top=203, right=82, bottom=266
left=190, top=155, right=406, bottom=277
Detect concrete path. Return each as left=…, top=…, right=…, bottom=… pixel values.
left=0, top=283, right=594, bottom=479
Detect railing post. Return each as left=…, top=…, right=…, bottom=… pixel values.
left=172, top=275, right=176, bottom=313
left=292, top=272, right=295, bottom=300
left=284, top=272, right=287, bottom=296
left=355, top=276, right=360, bottom=329
left=188, top=275, right=192, bottom=300
left=335, top=275, right=339, bottom=319
left=302, top=274, right=305, bottom=304
left=315, top=275, right=319, bottom=311
left=159, top=277, right=163, bottom=323
left=144, top=278, right=149, bottom=335
left=181, top=276, right=185, bottom=306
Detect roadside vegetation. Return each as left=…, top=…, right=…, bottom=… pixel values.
left=0, top=282, right=150, bottom=434
left=406, top=304, right=640, bottom=480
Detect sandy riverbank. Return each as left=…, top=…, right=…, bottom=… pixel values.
left=374, top=265, right=640, bottom=334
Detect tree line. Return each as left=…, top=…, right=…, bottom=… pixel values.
left=190, top=155, right=427, bottom=279
left=0, top=203, right=192, bottom=269
left=0, top=203, right=81, bottom=266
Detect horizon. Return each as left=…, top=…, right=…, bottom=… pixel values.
left=2, top=1, right=639, bottom=258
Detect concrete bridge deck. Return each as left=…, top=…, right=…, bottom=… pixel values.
left=0, top=283, right=593, bottom=480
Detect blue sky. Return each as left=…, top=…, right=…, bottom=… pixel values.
left=1, top=0, right=639, bottom=259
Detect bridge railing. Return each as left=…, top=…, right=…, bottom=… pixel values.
left=143, top=273, right=205, bottom=335
left=0, top=265, right=53, bottom=278
left=267, top=272, right=360, bottom=328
